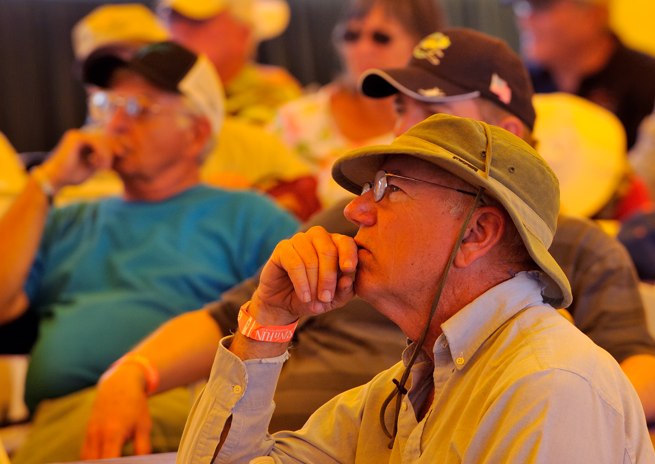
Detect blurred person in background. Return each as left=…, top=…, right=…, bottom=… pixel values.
left=2, top=41, right=298, bottom=464
left=66, top=3, right=319, bottom=220
left=158, top=0, right=302, bottom=126
left=507, top=0, right=655, bottom=149
left=270, top=0, right=445, bottom=208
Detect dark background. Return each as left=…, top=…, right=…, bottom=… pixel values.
left=0, top=0, right=518, bottom=154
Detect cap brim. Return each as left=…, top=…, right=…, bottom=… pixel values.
left=81, top=47, right=131, bottom=87
left=332, top=145, right=572, bottom=308
left=360, top=68, right=480, bottom=103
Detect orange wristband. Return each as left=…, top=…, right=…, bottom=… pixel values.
left=112, top=353, right=160, bottom=395
left=237, top=302, right=298, bottom=343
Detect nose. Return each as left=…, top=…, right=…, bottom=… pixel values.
left=104, top=107, right=132, bottom=134
left=344, top=191, right=377, bottom=228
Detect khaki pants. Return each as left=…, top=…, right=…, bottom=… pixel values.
left=11, top=386, right=193, bottom=464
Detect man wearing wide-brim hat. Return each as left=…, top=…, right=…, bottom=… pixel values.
left=178, top=113, right=655, bottom=462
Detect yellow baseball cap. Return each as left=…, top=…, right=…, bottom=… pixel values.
left=159, top=0, right=290, bottom=41
left=72, top=4, right=169, bottom=61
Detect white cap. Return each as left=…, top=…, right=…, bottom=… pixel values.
left=83, top=41, right=225, bottom=135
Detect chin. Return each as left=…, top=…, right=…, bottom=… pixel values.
left=354, top=273, right=382, bottom=307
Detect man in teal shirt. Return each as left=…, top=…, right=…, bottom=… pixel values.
left=1, top=41, right=297, bottom=464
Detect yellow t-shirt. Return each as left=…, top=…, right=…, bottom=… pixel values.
left=224, top=63, right=302, bottom=126
left=202, top=117, right=312, bottom=189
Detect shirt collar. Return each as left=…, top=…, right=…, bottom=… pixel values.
left=439, top=271, right=549, bottom=370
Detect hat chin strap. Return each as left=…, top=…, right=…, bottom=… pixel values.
left=379, top=188, right=485, bottom=448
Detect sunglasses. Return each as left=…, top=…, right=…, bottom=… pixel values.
left=361, top=170, right=477, bottom=202
left=339, top=28, right=393, bottom=46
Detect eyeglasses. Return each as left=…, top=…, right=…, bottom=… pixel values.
left=88, top=91, right=163, bottom=124
left=339, top=28, right=393, bottom=46
left=361, top=170, right=478, bottom=202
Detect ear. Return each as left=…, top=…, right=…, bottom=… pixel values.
left=496, top=115, right=525, bottom=140
left=454, top=206, right=506, bottom=268
left=183, top=115, right=212, bottom=162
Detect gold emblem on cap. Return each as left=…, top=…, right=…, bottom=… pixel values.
left=418, top=87, right=446, bottom=98
left=413, top=32, right=452, bottom=65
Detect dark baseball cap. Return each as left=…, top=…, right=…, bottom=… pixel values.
left=359, top=28, right=536, bottom=130
left=82, top=41, right=224, bottom=134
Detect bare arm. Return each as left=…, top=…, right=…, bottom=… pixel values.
left=0, top=129, right=114, bottom=323
left=0, top=175, right=50, bottom=323
left=620, top=354, right=655, bottom=422
left=81, top=309, right=222, bottom=459
left=82, top=270, right=264, bottom=458
left=130, top=309, right=222, bottom=392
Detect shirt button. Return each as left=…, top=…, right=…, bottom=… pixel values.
left=455, top=357, right=465, bottom=366
left=401, top=402, right=408, bottom=412
left=232, top=385, right=243, bottom=394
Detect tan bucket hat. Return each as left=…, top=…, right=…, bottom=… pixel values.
left=333, top=113, right=572, bottom=308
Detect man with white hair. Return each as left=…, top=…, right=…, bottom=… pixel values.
left=0, top=41, right=298, bottom=464
left=68, top=2, right=318, bottom=220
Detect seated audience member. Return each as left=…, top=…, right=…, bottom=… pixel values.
left=51, top=3, right=171, bottom=204
left=532, top=92, right=652, bottom=221
left=360, top=28, right=655, bottom=417
left=81, top=29, right=655, bottom=460
left=64, top=3, right=319, bottom=220
left=178, top=113, right=655, bottom=462
left=507, top=0, right=655, bottom=149
left=2, top=41, right=298, bottom=464
left=270, top=0, right=445, bottom=207
left=158, top=0, right=302, bottom=126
